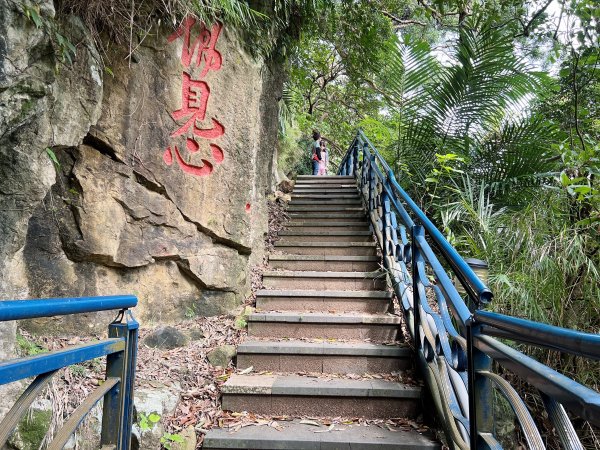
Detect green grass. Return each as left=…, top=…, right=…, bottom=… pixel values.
left=16, top=333, right=47, bottom=357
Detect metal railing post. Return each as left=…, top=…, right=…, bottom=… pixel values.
left=101, top=310, right=139, bottom=449
left=411, top=225, right=423, bottom=349
left=367, top=147, right=375, bottom=215
left=346, top=147, right=353, bottom=176
left=352, top=141, right=359, bottom=176
left=467, top=320, right=493, bottom=449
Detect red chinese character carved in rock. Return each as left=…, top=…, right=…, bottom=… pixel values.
left=171, top=72, right=210, bottom=137
left=168, top=17, right=223, bottom=76
left=163, top=145, right=213, bottom=177
left=165, top=17, right=225, bottom=178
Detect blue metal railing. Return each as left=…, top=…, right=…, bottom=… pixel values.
left=339, top=130, right=600, bottom=449
left=0, top=295, right=138, bottom=449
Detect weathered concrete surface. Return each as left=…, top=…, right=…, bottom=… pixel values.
left=204, top=419, right=441, bottom=449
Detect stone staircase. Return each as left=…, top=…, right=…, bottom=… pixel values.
left=204, top=176, right=440, bottom=449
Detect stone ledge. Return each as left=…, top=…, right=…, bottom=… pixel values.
left=291, top=194, right=361, bottom=199
left=287, top=206, right=364, bottom=211
left=256, top=289, right=391, bottom=298
left=284, top=221, right=369, bottom=227
left=204, top=420, right=440, bottom=449
left=238, top=340, right=410, bottom=357
left=287, top=212, right=365, bottom=218
left=290, top=200, right=363, bottom=205
left=222, top=374, right=421, bottom=399
left=248, top=312, right=401, bottom=324
left=292, top=188, right=359, bottom=193
left=274, top=241, right=375, bottom=247
left=296, top=175, right=355, bottom=179
left=268, top=254, right=378, bottom=262
left=279, top=230, right=371, bottom=237
left=262, top=270, right=384, bottom=280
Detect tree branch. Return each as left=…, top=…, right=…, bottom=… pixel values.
left=521, top=0, right=553, bottom=36
left=380, top=10, right=427, bottom=28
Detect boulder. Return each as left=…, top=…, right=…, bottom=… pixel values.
left=274, top=190, right=292, bottom=203
left=143, top=326, right=189, bottom=350
left=207, top=344, right=237, bottom=368
left=133, top=382, right=182, bottom=449
left=172, top=426, right=197, bottom=450
left=7, top=399, right=52, bottom=450
left=196, top=291, right=241, bottom=317
left=277, top=179, right=294, bottom=193
left=187, top=328, right=205, bottom=341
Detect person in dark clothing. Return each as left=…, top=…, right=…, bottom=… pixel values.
left=311, top=130, right=322, bottom=175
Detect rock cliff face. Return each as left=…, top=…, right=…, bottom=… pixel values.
left=0, top=0, right=282, bottom=333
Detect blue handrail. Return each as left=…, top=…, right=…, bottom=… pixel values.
left=0, top=295, right=138, bottom=449
left=0, top=295, right=137, bottom=321
left=339, top=130, right=600, bottom=450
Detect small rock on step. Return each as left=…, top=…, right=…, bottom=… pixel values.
left=277, top=179, right=294, bottom=193
left=207, top=344, right=237, bottom=368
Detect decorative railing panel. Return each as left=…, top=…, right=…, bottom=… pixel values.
left=0, top=295, right=138, bottom=449
left=339, top=130, right=600, bottom=449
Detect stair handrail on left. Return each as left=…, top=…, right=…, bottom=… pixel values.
left=0, top=295, right=138, bottom=449
left=339, top=129, right=600, bottom=450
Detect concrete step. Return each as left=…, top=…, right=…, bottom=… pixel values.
left=291, top=194, right=361, bottom=200
left=248, top=312, right=401, bottom=340
left=237, top=340, right=411, bottom=374
left=294, top=180, right=356, bottom=186
left=287, top=212, right=367, bottom=222
left=290, top=199, right=363, bottom=206
left=292, top=188, right=359, bottom=195
left=278, top=230, right=373, bottom=243
left=255, top=289, right=392, bottom=313
left=268, top=254, right=379, bottom=272
left=287, top=205, right=364, bottom=212
left=297, top=175, right=355, bottom=182
left=263, top=270, right=386, bottom=291
left=294, top=184, right=358, bottom=191
left=204, top=419, right=440, bottom=449
left=274, top=241, right=377, bottom=256
left=284, top=221, right=370, bottom=232
left=220, top=374, right=420, bottom=419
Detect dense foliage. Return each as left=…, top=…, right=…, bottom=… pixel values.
left=279, top=0, right=599, bottom=444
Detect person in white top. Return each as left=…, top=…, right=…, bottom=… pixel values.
left=318, top=140, right=328, bottom=176
left=311, top=130, right=322, bottom=175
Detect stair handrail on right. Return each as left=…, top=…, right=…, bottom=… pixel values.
left=339, top=129, right=600, bottom=450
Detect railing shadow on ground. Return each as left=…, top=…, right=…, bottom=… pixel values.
left=0, top=295, right=138, bottom=449
left=339, top=129, right=600, bottom=450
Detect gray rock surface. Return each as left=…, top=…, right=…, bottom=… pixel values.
left=172, top=426, right=197, bottom=450
left=207, top=344, right=237, bottom=368
left=143, top=326, right=189, bottom=349
left=0, top=0, right=102, bottom=409
left=133, top=382, right=182, bottom=449
left=0, top=5, right=283, bottom=334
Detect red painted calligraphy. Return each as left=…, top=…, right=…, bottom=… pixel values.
left=164, top=17, right=225, bottom=178
left=168, top=19, right=223, bottom=76
left=193, top=118, right=225, bottom=139
left=170, top=73, right=210, bottom=137
left=164, top=146, right=213, bottom=177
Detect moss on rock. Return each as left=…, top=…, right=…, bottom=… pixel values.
left=8, top=408, right=52, bottom=450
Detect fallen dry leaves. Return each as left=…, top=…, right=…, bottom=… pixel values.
left=11, top=195, right=433, bottom=449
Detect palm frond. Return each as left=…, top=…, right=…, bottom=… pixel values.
left=472, top=115, right=560, bottom=202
